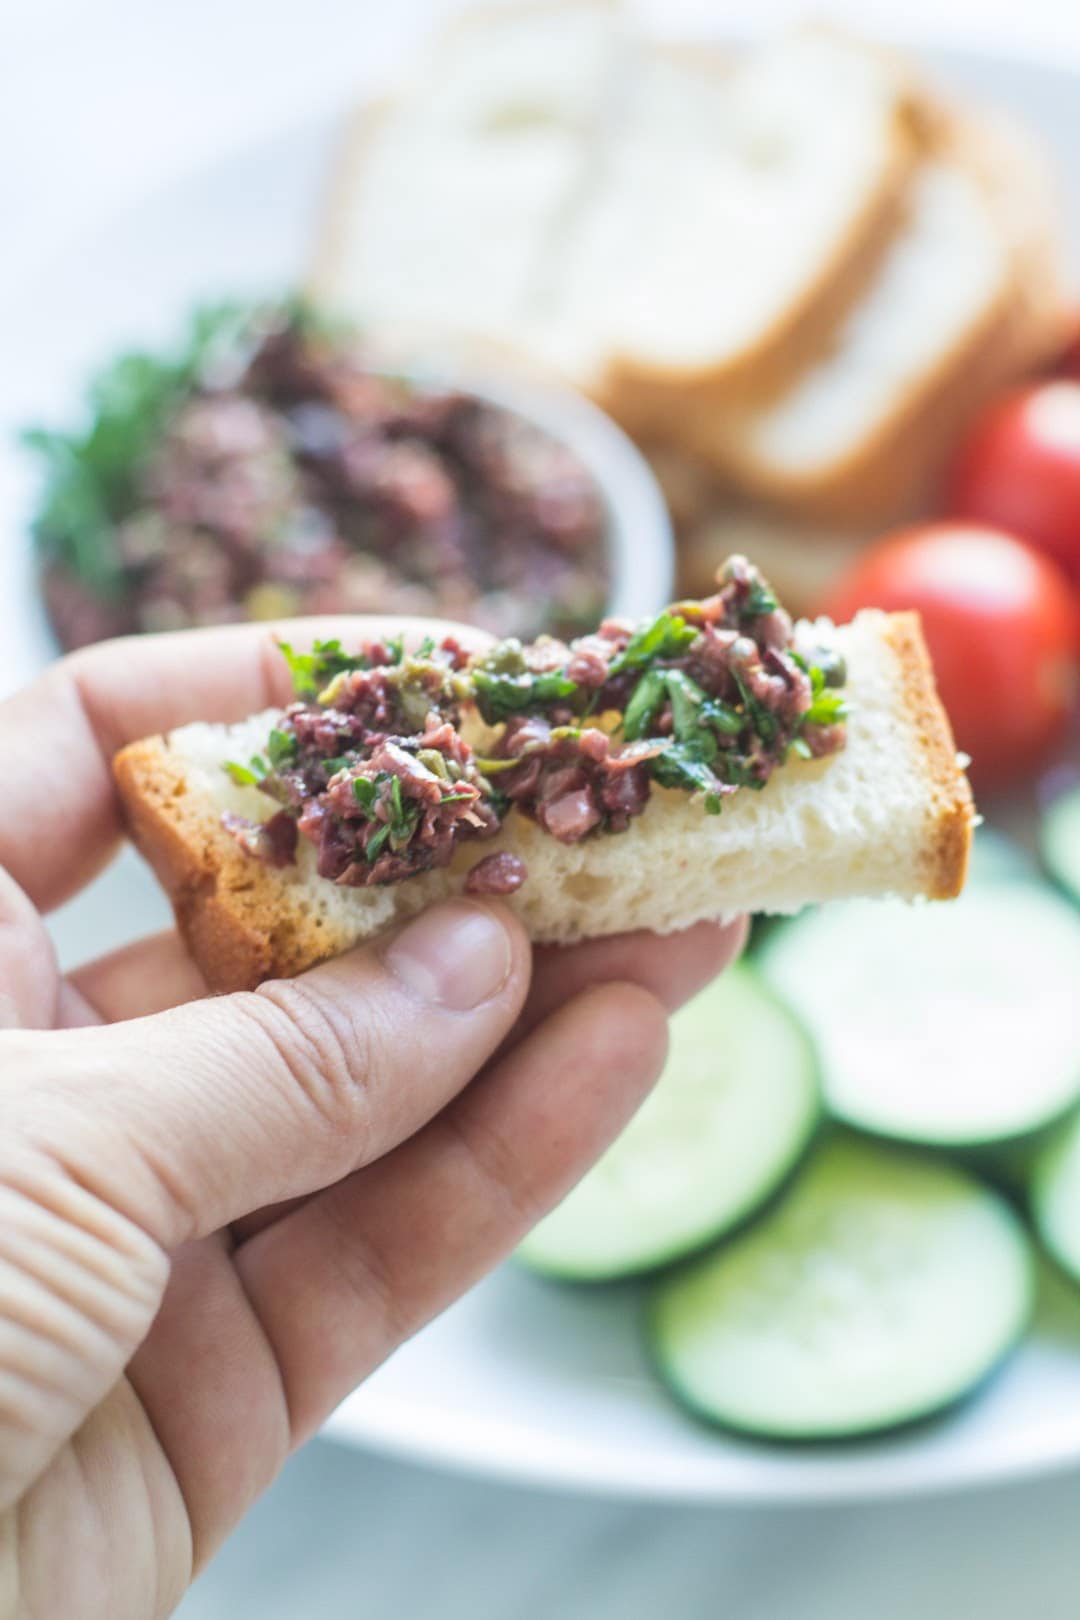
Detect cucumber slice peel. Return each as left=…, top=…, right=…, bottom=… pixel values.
left=649, top=1135, right=1034, bottom=1440
left=1031, top=1109, right=1080, bottom=1288
left=759, top=886, right=1080, bottom=1146
left=517, top=965, right=820, bottom=1281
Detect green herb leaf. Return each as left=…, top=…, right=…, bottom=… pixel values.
left=471, top=666, right=578, bottom=725
left=650, top=741, right=719, bottom=797
left=266, top=727, right=297, bottom=768
left=385, top=633, right=405, bottom=665
left=608, top=610, right=697, bottom=677
left=743, top=576, right=779, bottom=618
left=23, top=301, right=259, bottom=592
left=704, top=791, right=724, bottom=815
left=731, top=670, right=778, bottom=744
left=351, top=776, right=378, bottom=815
left=365, top=822, right=392, bottom=861
left=277, top=636, right=369, bottom=697
left=663, top=669, right=710, bottom=743
left=622, top=670, right=668, bottom=741
left=701, top=698, right=743, bottom=736
left=416, top=635, right=436, bottom=660
left=224, top=760, right=265, bottom=788
left=803, top=665, right=849, bottom=728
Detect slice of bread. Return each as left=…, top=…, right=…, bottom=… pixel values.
left=114, top=612, right=973, bottom=992
left=311, top=15, right=918, bottom=402
left=678, top=107, right=1069, bottom=523
left=309, top=0, right=623, bottom=360
left=582, top=28, right=918, bottom=395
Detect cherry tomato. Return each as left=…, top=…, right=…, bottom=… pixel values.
left=819, top=523, right=1078, bottom=790
left=945, top=381, right=1080, bottom=584
left=1057, top=320, right=1080, bottom=381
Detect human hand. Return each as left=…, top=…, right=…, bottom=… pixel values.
left=0, top=621, right=745, bottom=1618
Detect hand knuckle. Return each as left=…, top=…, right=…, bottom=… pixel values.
left=245, top=980, right=380, bottom=1139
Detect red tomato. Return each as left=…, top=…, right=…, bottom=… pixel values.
left=1057, top=321, right=1080, bottom=381
left=945, top=381, right=1080, bottom=584
left=820, top=523, right=1078, bottom=790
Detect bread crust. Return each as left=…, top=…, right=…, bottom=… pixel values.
left=880, top=612, right=973, bottom=899
left=675, top=99, right=1069, bottom=523
left=606, top=110, right=919, bottom=407
left=115, top=743, right=331, bottom=991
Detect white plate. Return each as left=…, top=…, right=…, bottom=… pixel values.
left=4, top=39, right=1080, bottom=1504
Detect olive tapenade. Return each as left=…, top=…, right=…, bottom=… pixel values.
left=27, top=302, right=610, bottom=650
left=221, top=556, right=848, bottom=894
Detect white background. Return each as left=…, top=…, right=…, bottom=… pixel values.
left=5, top=2, right=1080, bottom=1615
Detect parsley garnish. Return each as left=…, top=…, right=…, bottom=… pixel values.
left=23, top=301, right=268, bottom=594
left=266, top=727, right=297, bottom=768
left=622, top=670, right=667, bottom=741
left=803, top=664, right=850, bottom=728
left=651, top=741, right=721, bottom=797
left=277, top=637, right=369, bottom=697
left=352, top=776, right=378, bottom=815
left=471, top=666, right=578, bottom=725
left=608, top=610, right=697, bottom=677
left=743, top=576, right=779, bottom=618
left=366, top=823, right=392, bottom=861
left=224, top=755, right=269, bottom=787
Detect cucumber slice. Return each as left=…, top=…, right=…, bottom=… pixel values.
left=1042, top=784, right=1080, bottom=908
left=649, top=1135, right=1034, bottom=1440
left=967, top=825, right=1039, bottom=886
left=1031, top=1109, right=1080, bottom=1287
left=759, top=886, right=1080, bottom=1146
left=517, top=965, right=819, bottom=1280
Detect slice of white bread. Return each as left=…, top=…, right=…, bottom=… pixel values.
left=113, top=612, right=973, bottom=992
left=677, top=109, right=1069, bottom=523
left=311, top=13, right=918, bottom=399
left=309, top=0, right=623, bottom=359
left=571, top=28, right=918, bottom=394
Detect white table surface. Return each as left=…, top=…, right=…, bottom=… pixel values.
left=6, top=2, right=1080, bottom=1615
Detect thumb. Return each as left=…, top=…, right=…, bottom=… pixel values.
left=6, top=899, right=530, bottom=1251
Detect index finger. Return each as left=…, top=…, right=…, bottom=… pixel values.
left=0, top=615, right=484, bottom=912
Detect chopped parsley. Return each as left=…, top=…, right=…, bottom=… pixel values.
left=607, top=609, right=697, bottom=677
left=743, top=575, right=779, bottom=618
left=471, top=665, right=578, bottom=725
left=224, top=755, right=269, bottom=787
left=278, top=636, right=370, bottom=697
left=803, top=664, right=850, bottom=728
left=651, top=741, right=722, bottom=797
left=366, top=823, right=392, bottom=861
left=352, top=775, right=378, bottom=815
left=23, top=301, right=259, bottom=595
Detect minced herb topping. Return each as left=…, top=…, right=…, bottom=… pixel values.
left=222, top=556, right=848, bottom=893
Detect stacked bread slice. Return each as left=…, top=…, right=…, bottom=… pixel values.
left=311, top=3, right=1069, bottom=565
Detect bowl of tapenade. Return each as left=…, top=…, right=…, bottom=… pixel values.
left=22, top=299, right=674, bottom=652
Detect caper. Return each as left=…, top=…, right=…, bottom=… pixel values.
left=417, top=748, right=450, bottom=780
left=816, top=649, right=847, bottom=688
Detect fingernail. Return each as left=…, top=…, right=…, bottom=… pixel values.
left=384, top=901, right=513, bottom=1011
